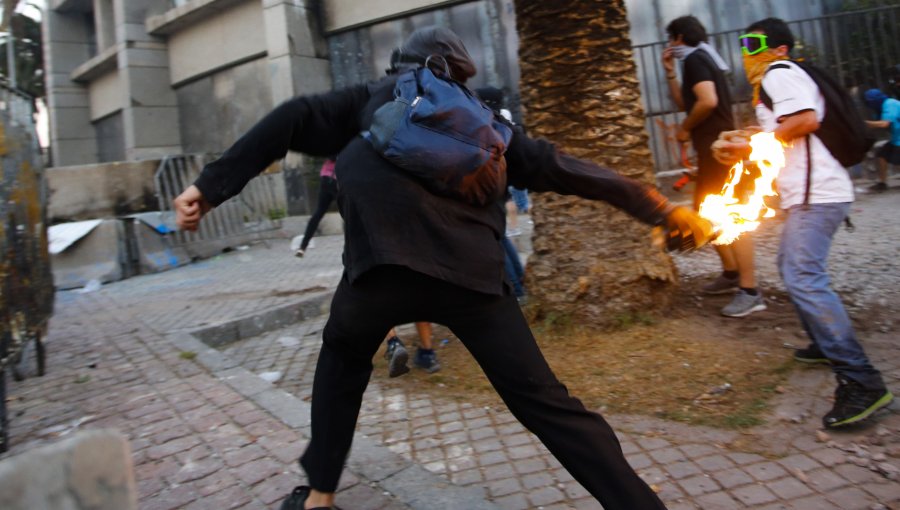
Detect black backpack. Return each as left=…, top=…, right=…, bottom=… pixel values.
left=760, top=60, right=875, bottom=167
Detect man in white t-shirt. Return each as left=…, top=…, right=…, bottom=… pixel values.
left=713, top=18, right=893, bottom=430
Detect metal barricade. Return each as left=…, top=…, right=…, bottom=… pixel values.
left=154, top=154, right=286, bottom=258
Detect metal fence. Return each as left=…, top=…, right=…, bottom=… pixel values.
left=1, top=81, right=52, bottom=453
left=632, top=5, right=900, bottom=174
left=154, top=154, right=286, bottom=258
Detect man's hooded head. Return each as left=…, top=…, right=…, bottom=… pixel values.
left=391, top=26, right=477, bottom=82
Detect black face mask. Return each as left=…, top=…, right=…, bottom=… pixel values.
left=385, top=48, right=424, bottom=76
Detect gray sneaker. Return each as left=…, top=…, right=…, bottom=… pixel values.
left=721, top=290, right=766, bottom=317
left=702, top=274, right=739, bottom=295
left=384, top=337, right=410, bottom=378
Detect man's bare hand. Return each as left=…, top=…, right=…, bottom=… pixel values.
left=661, top=47, right=676, bottom=74
left=711, top=129, right=756, bottom=165
left=173, top=185, right=211, bottom=232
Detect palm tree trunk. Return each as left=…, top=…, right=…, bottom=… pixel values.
left=514, top=0, right=677, bottom=328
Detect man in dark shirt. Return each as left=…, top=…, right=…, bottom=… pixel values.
left=175, top=26, right=712, bottom=510
left=662, top=16, right=763, bottom=318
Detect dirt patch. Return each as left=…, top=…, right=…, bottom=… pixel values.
left=374, top=275, right=887, bottom=430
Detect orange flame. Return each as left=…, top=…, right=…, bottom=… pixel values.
left=699, top=132, right=784, bottom=245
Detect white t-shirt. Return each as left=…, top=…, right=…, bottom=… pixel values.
left=756, top=61, right=854, bottom=209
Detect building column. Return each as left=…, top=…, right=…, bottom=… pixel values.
left=113, top=0, right=182, bottom=161
left=263, top=0, right=333, bottom=215
left=263, top=0, right=332, bottom=103
left=43, top=9, right=98, bottom=167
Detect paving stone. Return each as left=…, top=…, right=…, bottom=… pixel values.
left=731, top=483, right=779, bottom=506
left=825, top=486, right=879, bottom=509
left=694, top=491, right=742, bottom=510
left=745, top=460, right=790, bottom=482
left=805, top=467, right=851, bottom=491
left=487, top=477, right=522, bottom=498
left=678, top=474, right=721, bottom=496
left=233, top=457, right=283, bottom=486
left=665, top=460, right=703, bottom=480
left=784, top=494, right=844, bottom=510
left=528, top=485, right=566, bottom=506
left=695, top=454, right=736, bottom=471
left=777, top=453, right=823, bottom=472
left=492, top=492, right=529, bottom=510
left=766, top=476, right=816, bottom=499
left=626, top=452, right=653, bottom=470
left=650, top=447, right=688, bottom=465
left=834, top=462, right=883, bottom=483
left=520, top=471, right=554, bottom=490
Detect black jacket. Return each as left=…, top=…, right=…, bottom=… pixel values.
left=194, top=76, right=673, bottom=295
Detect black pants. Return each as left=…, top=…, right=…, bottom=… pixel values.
left=301, top=176, right=338, bottom=250
left=299, top=265, right=666, bottom=509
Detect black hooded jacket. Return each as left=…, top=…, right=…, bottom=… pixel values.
left=194, top=29, right=673, bottom=295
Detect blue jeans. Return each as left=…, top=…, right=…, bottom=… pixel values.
left=503, top=237, right=525, bottom=297
left=509, top=186, right=529, bottom=213
left=778, top=203, right=884, bottom=390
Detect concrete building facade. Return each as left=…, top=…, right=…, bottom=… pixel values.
left=42, top=0, right=864, bottom=221
left=42, top=0, right=520, bottom=169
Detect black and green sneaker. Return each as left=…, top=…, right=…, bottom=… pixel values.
left=823, top=377, right=894, bottom=429
left=793, top=344, right=830, bottom=365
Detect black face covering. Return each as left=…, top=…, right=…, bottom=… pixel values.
left=390, top=26, right=477, bottom=82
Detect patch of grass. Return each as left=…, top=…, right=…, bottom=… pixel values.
left=611, top=311, right=657, bottom=329
left=540, top=311, right=573, bottom=330
left=179, top=351, right=197, bottom=360
left=374, top=296, right=799, bottom=430
left=268, top=207, right=287, bottom=221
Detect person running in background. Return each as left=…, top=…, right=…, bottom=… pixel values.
left=296, top=157, right=337, bottom=257
left=662, top=15, right=764, bottom=318
left=863, top=88, right=900, bottom=192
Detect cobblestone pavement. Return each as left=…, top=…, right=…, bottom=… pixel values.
left=4, top=189, right=899, bottom=509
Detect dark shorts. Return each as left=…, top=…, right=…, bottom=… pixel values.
left=693, top=152, right=758, bottom=211
left=876, top=142, right=900, bottom=165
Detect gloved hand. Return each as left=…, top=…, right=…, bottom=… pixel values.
left=663, top=206, right=716, bottom=252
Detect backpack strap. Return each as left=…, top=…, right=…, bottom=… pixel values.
left=759, top=62, right=792, bottom=110
left=394, top=69, right=421, bottom=104
left=804, top=134, right=812, bottom=208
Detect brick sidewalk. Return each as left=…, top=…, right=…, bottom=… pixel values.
left=3, top=192, right=899, bottom=509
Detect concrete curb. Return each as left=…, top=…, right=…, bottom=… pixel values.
left=174, top=293, right=499, bottom=510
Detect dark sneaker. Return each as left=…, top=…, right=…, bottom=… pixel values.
left=384, top=337, right=409, bottom=378
left=280, top=486, right=307, bottom=510
left=702, top=274, right=739, bottom=295
left=280, top=486, right=334, bottom=510
left=823, top=377, right=894, bottom=429
left=794, top=344, right=830, bottom=365
left=721, top=290, right=766, bottom=318
left=414, top=348, right=441, bottom=373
